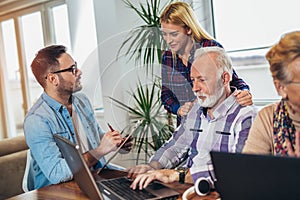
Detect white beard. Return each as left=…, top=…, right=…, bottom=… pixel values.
left=195, top=81, right=225, bottom=108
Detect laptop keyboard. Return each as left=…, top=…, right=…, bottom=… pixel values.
left=99, top=177, right=157, bottom=200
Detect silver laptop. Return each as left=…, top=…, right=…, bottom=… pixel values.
left=54, top=134, right=180, bottom=200
left=210, top=151, right=300, bottom=200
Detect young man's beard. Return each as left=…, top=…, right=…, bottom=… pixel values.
left=72, top=81, right=82, bottom=93
left=57, top=75, right=82, bottom=94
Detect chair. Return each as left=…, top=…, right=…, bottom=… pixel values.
left=0, top=135, right=28, bottom=199
left=21, top=144, right=125, bottom=192
left=22, top=149, right=34, bottom=192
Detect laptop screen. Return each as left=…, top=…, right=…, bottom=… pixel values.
left=54, top=134, right=104, bottom=200
left=54, top=134, right=180, bottom=200
left=210, top=151, right=300, bottom=200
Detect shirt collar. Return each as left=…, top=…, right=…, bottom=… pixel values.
left=41, top=92, right=73, bottom=112
left=209, top=87, right=238, bottom=120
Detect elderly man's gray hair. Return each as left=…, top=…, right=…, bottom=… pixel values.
left=193, top=46, right=233, bottom=78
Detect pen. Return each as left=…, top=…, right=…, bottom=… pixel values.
left=98, top=120, right=141, bottom=175
left=107, top=123, right=115, bottom=132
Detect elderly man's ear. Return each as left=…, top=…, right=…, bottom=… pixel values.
left=222, top=72, right=231, bottom=85
left=273, top=80, right=287, bottom=99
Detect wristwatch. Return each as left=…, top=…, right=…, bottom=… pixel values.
left=176, top=167, right=188, bottom=184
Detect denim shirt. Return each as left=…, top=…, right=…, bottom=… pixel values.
left=24, top=92, right=106, bottom=190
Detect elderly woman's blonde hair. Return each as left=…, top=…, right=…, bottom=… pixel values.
left=266, top=31, right=300, bottom=83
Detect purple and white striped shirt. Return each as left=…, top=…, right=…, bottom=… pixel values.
left=151, top=87, right=257, bottom=183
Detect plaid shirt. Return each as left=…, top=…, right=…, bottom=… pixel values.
left=151, top=88, right=257, bottom=183
left=161, top=39, right=249, bottom=125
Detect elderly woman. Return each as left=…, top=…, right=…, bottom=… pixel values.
left=243, top=31, right=300, bottom=157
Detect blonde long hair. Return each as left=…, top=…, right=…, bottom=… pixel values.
left=160, top=1, right=214, bottom=43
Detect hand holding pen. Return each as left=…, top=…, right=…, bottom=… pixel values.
left=107, top=123, right=115, bottom=132
left=107, top=123, right=133, bottom=152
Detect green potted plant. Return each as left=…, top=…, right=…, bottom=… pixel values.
left=117, top=0, right=173, bottom=73
left=107, top=78, right=174, bottom=164
left=112, top=0, right=177, bottom=164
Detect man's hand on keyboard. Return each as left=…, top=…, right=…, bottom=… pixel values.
left=125, top=164, right=154, bottom=179
left=130, top=169, right=178, bottom=190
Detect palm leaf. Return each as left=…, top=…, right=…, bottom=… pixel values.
left=118, top=0, right=174, bottom=73
left=107, top=78, right=174, bottom=164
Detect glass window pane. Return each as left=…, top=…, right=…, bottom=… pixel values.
left=213, top=0, right=300, bottom=51
left=211, top=0, right=291, bottom=103
left=21, top=11, right=44, bottom=80
left=52, top=4, right=71, bottom=49
left=2, top=19, right=20, bottom=81
left=1, top=19, right=24, bottom=135
left=21, top=11, right=44, bottom=105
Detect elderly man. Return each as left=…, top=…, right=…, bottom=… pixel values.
left=127, top=46, right=257, bottom=190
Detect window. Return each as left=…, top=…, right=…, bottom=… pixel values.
left=21, top=11, right=45, bottom=107
left=1, top=19, right=19, bottom=81
left=213, top=0, right=300, bottom=52
left=0, top=0, right=70, bottom=138
left=52, top=4, right=71, bottom=48
left=211, top=0, right=300, bottom=103
left=1, top=19, right=22, bottom=136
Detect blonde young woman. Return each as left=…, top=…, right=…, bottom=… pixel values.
left=160, top=2, right=252, bottom=126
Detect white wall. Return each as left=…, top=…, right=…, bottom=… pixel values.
left=92, top=0, right=165, bottom=130
left=66, top=0, right=102, bottom=106
left=93, top=0, right=129, bottom=130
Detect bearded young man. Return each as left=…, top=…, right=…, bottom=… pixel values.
left=126, top=47, right=257, bottom=190
left=23, top=45, right=132, bottom=190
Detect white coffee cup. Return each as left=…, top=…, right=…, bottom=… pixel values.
left=194, top=177, right=213, bottom=196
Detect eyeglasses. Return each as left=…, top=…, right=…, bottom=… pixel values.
left=45, top=62, right=77, bottom=79
left=287, top=81, right=300, bottom=85
left=52, top=62, right=77, bottom=75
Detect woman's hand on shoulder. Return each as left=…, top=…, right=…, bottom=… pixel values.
left=234, top=90, right=253, bottom=106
